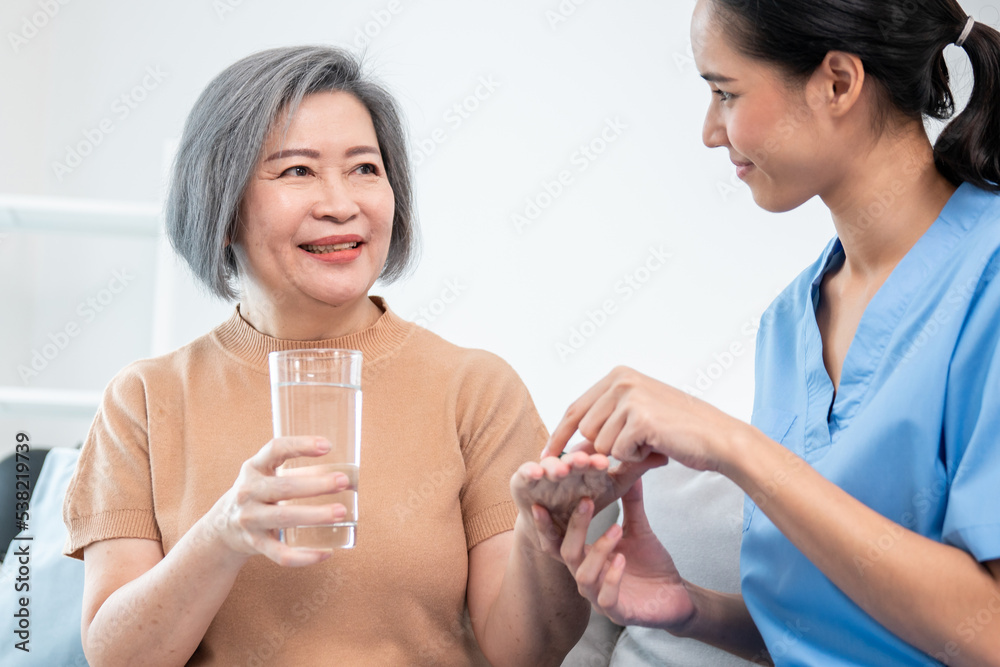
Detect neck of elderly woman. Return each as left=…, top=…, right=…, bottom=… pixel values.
left=238, top=287, right=383, bottom=341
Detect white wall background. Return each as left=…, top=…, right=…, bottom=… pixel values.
left=2, top=0, right=997, bottom=456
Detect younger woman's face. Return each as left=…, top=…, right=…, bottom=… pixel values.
left=691, top=0, right=836, bottom=213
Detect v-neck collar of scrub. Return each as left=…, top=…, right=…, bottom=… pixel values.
left=801, top=182, right=986, bottom=452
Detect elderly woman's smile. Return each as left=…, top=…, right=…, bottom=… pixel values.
left=299, top=235, right=363, bottom=259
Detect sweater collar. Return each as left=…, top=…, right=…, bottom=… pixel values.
left=212, top=296, right=413, bottom=372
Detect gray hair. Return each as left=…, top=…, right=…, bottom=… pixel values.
left=165, top=45, right=417, bottom=300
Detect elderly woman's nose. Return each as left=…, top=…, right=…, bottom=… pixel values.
left=313, top=178, right=361, bottom=221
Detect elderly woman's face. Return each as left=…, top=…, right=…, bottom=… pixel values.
left=233, top=91, right=395, bottom=314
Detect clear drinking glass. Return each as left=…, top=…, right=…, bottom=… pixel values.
left=268, top=349, right=362, bottom=549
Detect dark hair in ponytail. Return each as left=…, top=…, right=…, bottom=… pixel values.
left=937, top=20, right=1000, bottom=191
left=710, top=0, right=1000, bottom=192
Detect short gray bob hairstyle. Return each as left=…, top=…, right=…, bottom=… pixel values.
left=165, top=45, right=417, bottom=300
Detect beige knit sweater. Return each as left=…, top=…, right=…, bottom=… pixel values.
left=63, top=298, right=547, bottom=665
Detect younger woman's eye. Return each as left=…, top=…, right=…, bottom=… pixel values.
left=713, top=89, right=735, bottom=103
left=356, top=163, right=379, bottom=176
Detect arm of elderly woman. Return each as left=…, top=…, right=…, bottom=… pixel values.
left=467, top=519, right=589, bottom=667
left=80, top=436, right=345, bottom=666
left=465, top=450, right=670, bottom=666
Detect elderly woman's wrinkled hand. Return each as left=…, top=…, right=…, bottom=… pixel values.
left=510, top=446, right=667, bottom=558
left=512, top=451, right=615, bottom=533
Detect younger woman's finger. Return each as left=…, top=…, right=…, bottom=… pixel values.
left=573, top=522, right=622, bottom=592
left=595, top=553, right=626, bottom=611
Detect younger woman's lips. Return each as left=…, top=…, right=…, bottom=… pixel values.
left=735, top=163, right=755, bottom=180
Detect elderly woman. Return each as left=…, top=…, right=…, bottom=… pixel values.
left=61, top=46, right=594, bottom=666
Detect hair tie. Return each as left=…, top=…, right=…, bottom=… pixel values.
left=955, top=15, right=975, bottom=48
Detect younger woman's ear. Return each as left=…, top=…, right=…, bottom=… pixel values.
left=807, top=51, right=866, bottom=118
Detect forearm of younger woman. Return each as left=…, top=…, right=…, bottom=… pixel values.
left=671, top=585, right=771, bottom=664
left=726, top=426, right=1000, bottom=667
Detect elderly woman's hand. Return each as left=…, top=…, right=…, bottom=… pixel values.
left=510, top=447, right=666, bottom=554
left=204, top=436, right=352, bottom=567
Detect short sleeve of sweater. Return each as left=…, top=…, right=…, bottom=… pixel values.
left=62, top=365, right=161, bottom=560
left=456, top=353, right=548, bottom=550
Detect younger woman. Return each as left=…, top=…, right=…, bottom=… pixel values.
left=537, top=1, right=1000, bottom=665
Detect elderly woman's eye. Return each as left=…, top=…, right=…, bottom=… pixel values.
left=281, top=165, right=310, bottom=177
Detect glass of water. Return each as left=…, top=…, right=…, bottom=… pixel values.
left=268, top=349, right=362, bottom=550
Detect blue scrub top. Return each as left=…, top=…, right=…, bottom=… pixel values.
left=742, top=183, right=1000, bottom=666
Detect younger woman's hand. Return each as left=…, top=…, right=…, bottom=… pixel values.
left=545, top=479, right=696, bottom=630
left=545, top=366, right=746, bottom=474
left=204, top=436, right=352, bottom=567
